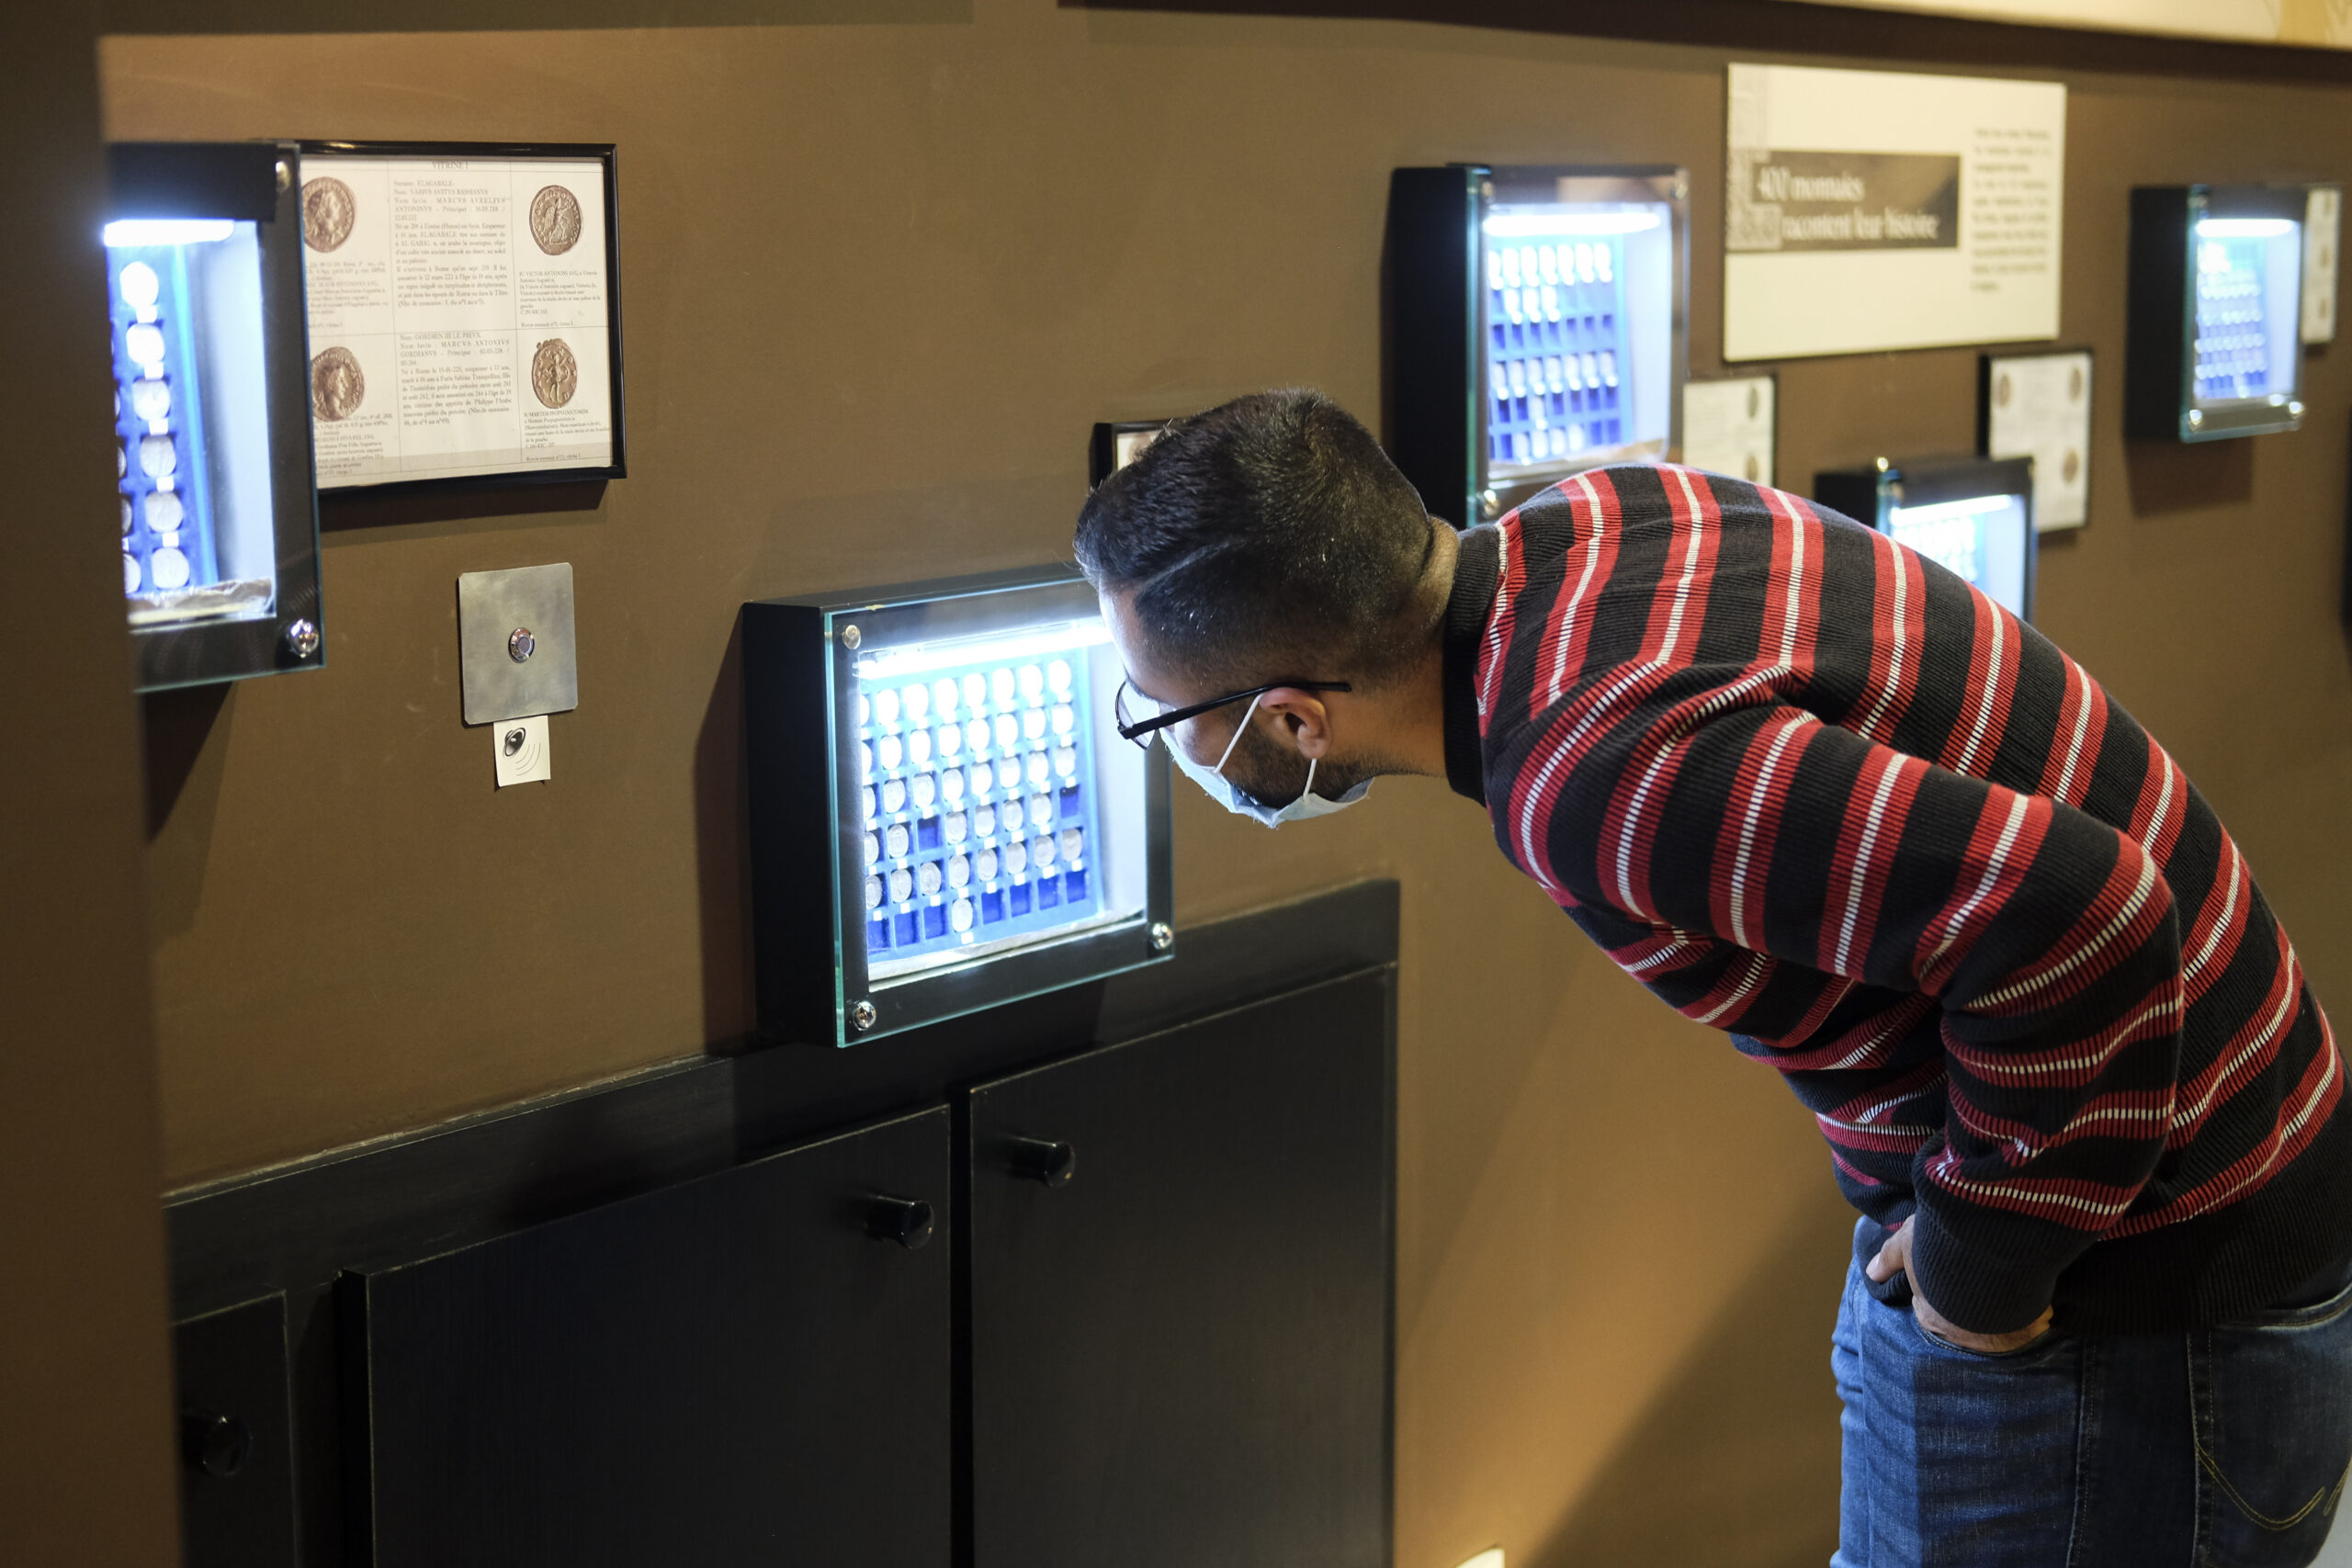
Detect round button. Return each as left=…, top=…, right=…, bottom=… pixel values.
left=966, top=718, right=991, bottom=754
left=996, top=758, right=1022, bottom=791
left=873, top=688, right=900, bottom=726
left=881, top=778, right=907, bottom=814
left=129, top=378, right=170, bottom=423
left=862, top=831, right=880, bottom=865
left=1018, top=664, right=1045, bottom=702
left=1025, top=754, right=1051, bottom=788
left=941, top=768, right=967, bottom=804
left=864, top=876, right=884, bottom=909
left=139, top=434, right=176, bottom=478
left=962, top=673, right=989, bottom=709
left=1054, top=746, right=1078, bottom=779
left=946, top=853, right=971, bottom=887
left=125, top=322, right=166, bottom=367
left=885, top=823, right=910, bottom=859
left=1023, top=709, right=1047, bottom=742
left=888, top=867, right=914, bottom=903
left=950, top=897, right=976, bottom=932
left=150, top=547, right=189, bottom=589
left=1029, top=794, right=1055, bottom=829
left=1051, top=704, right=1075, bottom=737
left=119, top=260, right=160, bottom=310
left=974, top=803, right=998, bottom=838
left=910, top=773, right=936, bottom=811
left=967, top=763, right=993, bottom=797
left=944, top=809, right=969, bottom=843
left=1033, top=834, right=1057, bottom=869
left=861, top=785, right=876, bottom=821
left=1002, top=840, right=1029, bottom=876
left=1047, top=659, right=1072, bottom=695
left=907, top=729, right=933, bottom=766
left=917, top=862, right=944, bottom=897
left=994, top=715, right=1020, bottom=750
left=976, top=848, right=1000, bottom=880
left=876, top=734, right=903, bottom=770
left=1060, top=827, right=1085, bottom=863
left=904, top=682, right=931, bottom=721
left=937, top=724, right=962, bottom=759
left=145, top=491, right=183, bottom=534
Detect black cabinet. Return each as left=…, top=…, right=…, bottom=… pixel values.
left=967, top=971, right=1394, bottom=1568
left=343, top=1107, right=952, bottom=1568
left=175, top=1292, right=297, bottom=1568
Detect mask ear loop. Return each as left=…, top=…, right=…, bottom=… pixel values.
left=1213, top=693, right=1263, bottom=776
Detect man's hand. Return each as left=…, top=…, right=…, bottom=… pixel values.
left=1866, top=1220, right=2055, bottom=1354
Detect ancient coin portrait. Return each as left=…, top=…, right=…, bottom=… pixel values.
left=302, top=176, right=356, bottom=253
left=531, top=338, right=579, bottom=409
left=529, top=185, right=584, bottom=256
left=311, top=346, right=367, bottom=422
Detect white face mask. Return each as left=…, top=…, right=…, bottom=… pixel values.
left=1165, top=693, right=1374, bottom=829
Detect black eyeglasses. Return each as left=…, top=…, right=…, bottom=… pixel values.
left=1113, top=677, right=1352, bottom=748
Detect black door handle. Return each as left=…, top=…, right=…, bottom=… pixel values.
left=865, top=1194, right=936, bottom=1249
left=1004, top=1136, right=1076, bottom=1188
left=180, top=1406, right=252, bottom=1479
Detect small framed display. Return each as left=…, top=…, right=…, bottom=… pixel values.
left=296, top=141, right=624, bottom=495
left=1089, top=419, right=1175, bottom=488
left=1680, top=374, right=1776, bottom=486
left=1981, top=349, right=2093, bottom=532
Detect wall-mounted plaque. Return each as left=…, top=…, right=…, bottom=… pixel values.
left=298, top=141, right=624, bottom=494
left=1982, top=349, right=2092, bottom=531
left=1680, top=375, right=1777, bottom=486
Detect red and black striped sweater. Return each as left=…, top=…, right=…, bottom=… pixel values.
left=1439, top=465, right=2352, bottom=1333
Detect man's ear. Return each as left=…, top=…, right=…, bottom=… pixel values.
left=1255, top=687, right=1334, bottom=760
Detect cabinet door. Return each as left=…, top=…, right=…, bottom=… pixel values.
left=346, top=1106, right=951, bottom=1568
left=967, top=971, right=1393, bottom=1568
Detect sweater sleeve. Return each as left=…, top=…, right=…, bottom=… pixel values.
left=1504, top=673, right=2186, bottom=1333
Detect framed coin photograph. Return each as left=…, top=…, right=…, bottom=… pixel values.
left=295, top=141, right=624, bottom=495
left=1980, top=348, right=2092, bottom=532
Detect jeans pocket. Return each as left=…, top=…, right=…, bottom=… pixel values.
left=1911, top=1311, right=2061, bottom=1363
left=2195, top=1277, right=2352, bottom=1566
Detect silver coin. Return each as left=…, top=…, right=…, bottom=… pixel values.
left=301, top=177, right=356, bottom=253
left=529, top=185, right=583, bottom=256
left=530, top=338, right=579, bottom=410
left=144, top=491, right=184, bottom=534
left=310, top=346, right=366, bottom=422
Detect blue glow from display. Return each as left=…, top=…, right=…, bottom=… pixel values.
left=108, top=241, right=219, bottom=602
left=1484, top=230, right=1632, bottom=468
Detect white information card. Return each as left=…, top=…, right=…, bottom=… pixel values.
left=1724, top=64, right=2066, bottom=361
left=1984, top=350, right=2093, bottom=532
left=300, top=153, right=616, bottom=488
left=1681, top=376, right=1777, bottom=487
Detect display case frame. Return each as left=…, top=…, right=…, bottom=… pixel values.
left=1815, top=454, right=2038, bottom=624
left=743, top=565, right=1172, bottom=1048
left=1387, top=163, right=1689, bottom=528
left=107, top=141, right=324, bottom=694
left=2127, top=184, right=2308, bottom=444
left=294, top=139, right=627, bottom=499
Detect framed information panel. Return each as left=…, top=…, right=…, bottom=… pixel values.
left=297, top=141, right=624, bottom=494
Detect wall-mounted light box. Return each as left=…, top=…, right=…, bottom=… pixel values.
left=106, top=141, right=323, bottom=692
left=1815, top=455, right=2037, bottom=624
left=742, top=567, right=1171, bottom=1048
left=1387, top=164, right=1688, bottom=528
left=2127, top=186, right=2307, bottom=443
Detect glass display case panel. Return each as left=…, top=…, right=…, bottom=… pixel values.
left=1815, top=455, right=2037, bottom=623
left=1388, top=164, right=1687, bottom=530
left=105, top=142, right=322, bottom=692
left=2127, top=185, right=2307, bottom=443
left=744, top=568, right=1170, bottom=1048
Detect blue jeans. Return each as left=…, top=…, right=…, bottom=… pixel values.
left=1833, top=1224, right=2352, bottom=1567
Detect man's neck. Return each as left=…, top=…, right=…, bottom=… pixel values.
left=1371, top=522, right=1459, bottom=781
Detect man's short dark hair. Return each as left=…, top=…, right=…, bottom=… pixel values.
left=1072, top=389, right=1439, bottom=690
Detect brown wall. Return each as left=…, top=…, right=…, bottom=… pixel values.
left=1, top=15, right=184, bottom=1568
left=104, top=7, right=2352, bottom=1567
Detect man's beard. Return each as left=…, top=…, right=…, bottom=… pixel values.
left=1220, top=717, right=1392, bottom=809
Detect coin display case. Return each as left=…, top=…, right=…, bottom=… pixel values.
left=743, top=567, right=1171, bottom=1048
left=1815, top=455, right=2037, bottom=623
left=1388, top=164, right=1688, bottom=527
left=2128, top=185, right=2308, bottom=443
left=106, top=141, right=322, bottom=692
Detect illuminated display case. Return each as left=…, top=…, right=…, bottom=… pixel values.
left=1815, top=456, right=2037, bottom=623
left=1388, top=164, right=1687, bottom=527
left=743, top=567, right=1171, bottom=1047
left=2128, top=185, right=2308, bottom=442
left=107, top=141, right=322, bottom=692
